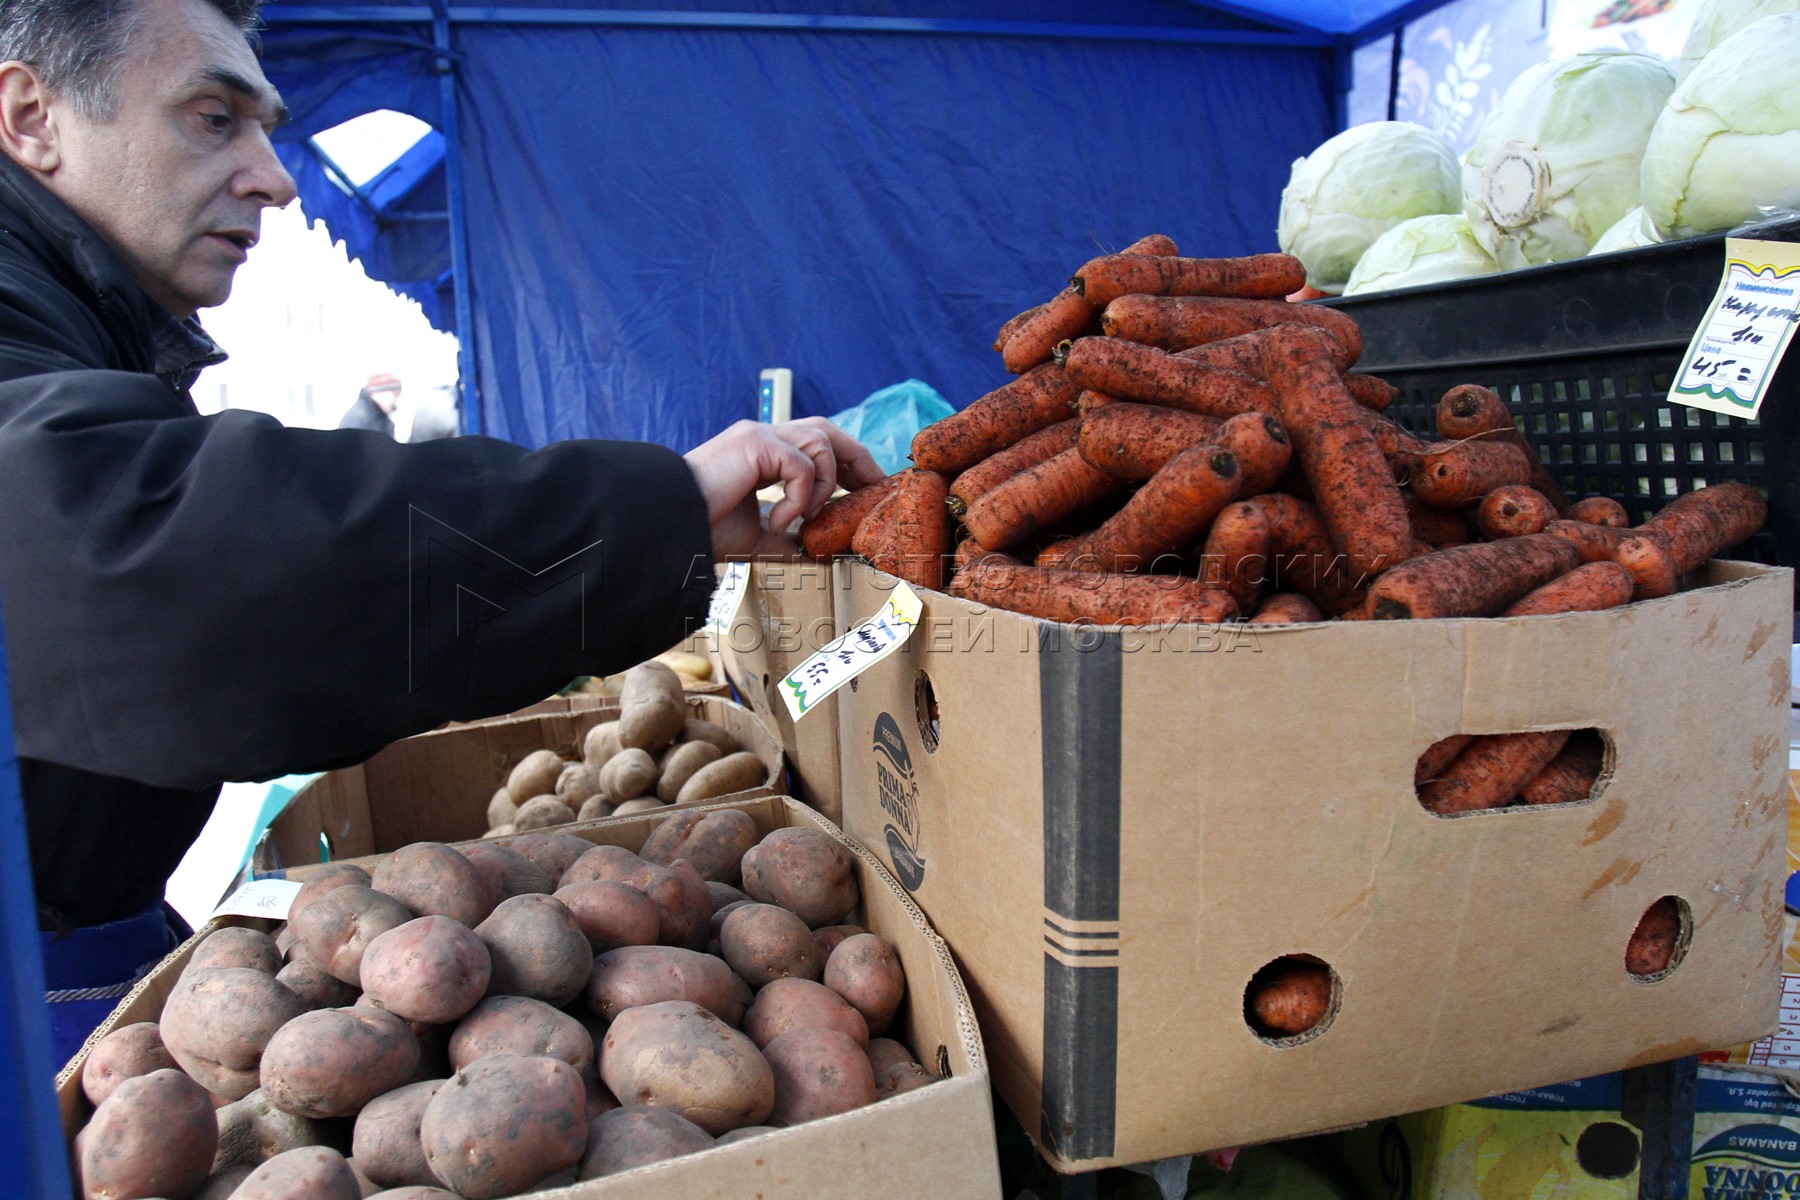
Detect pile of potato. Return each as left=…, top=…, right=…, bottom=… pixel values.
left=74, top=813, right=935, bottom=1199
left=488, top=662, right=768, bottom=835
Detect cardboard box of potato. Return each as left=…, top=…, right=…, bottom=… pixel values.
left=60, top=796, right=1001, bottom=1200
left=720, top=561, right=847, bottom=822
left=831, top=557, right=1791, bottom=1172
left=253, top=694, right=783, bottom=874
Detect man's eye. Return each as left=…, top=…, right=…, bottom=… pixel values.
left=201, top=112, right=232, bottom=132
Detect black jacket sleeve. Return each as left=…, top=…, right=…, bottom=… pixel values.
left=0, top=368, right=716, bottom=791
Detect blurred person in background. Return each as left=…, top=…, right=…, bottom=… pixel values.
left=407, top=383, right=460, bottom=442
left=336, top=370, right=402, bottom=436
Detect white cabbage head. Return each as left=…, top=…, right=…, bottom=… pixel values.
left=1677, top=0, right=1800, bottom=81
left=1641, top=11, right=1800, bottom=239
left=1276, top=121, right=1461, bottom=295
left=1462, top=51, right=1675, bottom=269
left=1342, top=214, right=1500, bottom=295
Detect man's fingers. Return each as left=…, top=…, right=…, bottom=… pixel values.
left=764, top=437, right=818, bottom=532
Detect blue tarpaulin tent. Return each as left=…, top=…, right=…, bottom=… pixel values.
left=256, top=1, right=1457, bottom=449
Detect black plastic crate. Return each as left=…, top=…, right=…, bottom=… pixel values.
left=1323, top=216, right=1800, bottom=574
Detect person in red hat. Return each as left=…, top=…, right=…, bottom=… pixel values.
left=337, top=372, right=403, bottom=437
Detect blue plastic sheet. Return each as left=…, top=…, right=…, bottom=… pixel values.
left=830, top=380, right=954, bottom=476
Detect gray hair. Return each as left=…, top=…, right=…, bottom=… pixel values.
left=0, top=0, right=264, bottom=120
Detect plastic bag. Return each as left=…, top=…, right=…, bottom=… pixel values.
left=828, top=378, right=953, bottom=476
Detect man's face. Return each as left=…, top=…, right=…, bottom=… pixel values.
left=41, top=0, right=295, bottom=318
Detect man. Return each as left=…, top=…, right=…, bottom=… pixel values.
left=337, top=371, right=402, bottom=436
left=0, top=0, right=881, bottom=1060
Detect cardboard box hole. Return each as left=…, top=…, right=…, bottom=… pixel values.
left=915, top=670, right=940, bottom=754
left=1415, top=727, right=1609, bottom=815
left=1626, top=895, right=1690, bottom=982
left=1243, top=954, right=1339, bottom=1044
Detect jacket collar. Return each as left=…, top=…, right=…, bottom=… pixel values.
left=0, top=152, right=226, bottom=389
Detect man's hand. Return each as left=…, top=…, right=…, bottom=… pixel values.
left=684, top=418, right=887, bottom=560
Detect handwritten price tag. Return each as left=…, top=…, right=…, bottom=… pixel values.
left=1671, top=237, right=1800, bottom=419
left=706, top=562, right=751, bottom=634
left=780, top=583, right=922, bottom=721
left=212, top=878, right=303, bottom=921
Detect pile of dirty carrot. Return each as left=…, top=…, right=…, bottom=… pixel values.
left=799, top=232, right=1767, bottom=632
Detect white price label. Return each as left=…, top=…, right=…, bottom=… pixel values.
left=211, top=878, right=303, bottom=921
left=1671, top=237, right=1800, bottom=419
left=706, top=562, right=751, bottom=634
left=780, top=583, right=921, bottom=721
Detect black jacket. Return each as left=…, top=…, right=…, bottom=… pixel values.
left=0, top=157, right=715, bottom=930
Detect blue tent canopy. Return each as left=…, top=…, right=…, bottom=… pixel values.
left=256, top=0, right=1454, bottom=448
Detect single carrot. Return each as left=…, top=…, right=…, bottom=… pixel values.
left=1474, top=485, right=1557, bottom=540
left=1173, top=323, right=1350, bottom=375
left=1200, top=500, right=1270, bottom=614
left=1342, top=372, right=1398, bottom=412
left=948, top=557, right=1237, bottom=626
left=1248, top=962, right=1332, bottom=1036
left=1501, top=561, right=1635, bottom=617
left=1216, top=412, right=1293, bottom=495
left=1614, top=535, right=1679, bottom=601
left=1519, top=731, right=1605, bottom=806
left=1261, top=324, right=1411, bottom=581
left=1248, top=593, right=1323, bottom=625
left=1419, top=730, right=1573, bottom=814
left=872, top=469, right=953, bottom=592
left=851, top=486, right=901, bottom=567
left=1564, top=496, right=1630, bottom=527
left=1076, top=389, right=1118, bottom=416
left=1410, top=439, right=1535, bottom=509
left=947, top=418, right=1079, bottom=517
left=1036, top=445, right=1241, bottom=575
left=1367, top=533, right=1582, bottom=620
left=1076, top=402, right=1223, bottom=481
left=1072, top=252, right=1306, bottom=308
left=1100, top=295, right=1364, bottom=363
left=1545, top=518, right=1627, bottom=564
left=1245, top=492, right=1369, bottom=616
left=993, top=300, right=1046, bottom=353
left=1638, top=481, right=1768, bottom=572
left=1415, top=735, right=1474, bottom=786
left=911, top=363, right=1079, bottom=474
left=1404, top=490, right=1474, bottom=548
left=1063, top=336, right=1276, bottom=418
left=1116, top=232, right=1180, bottom=257
left=1002, top=287, right=1098, bottom=374
left=1352, top=407, right=1432, bottom=479
left=1436, top=384, right=1568, bottom=511
left=799, top=475, right=901, bottom=559
left=962, top=446, right=1121, bottom=550
left=1626, top=897, right=1682, bottom=976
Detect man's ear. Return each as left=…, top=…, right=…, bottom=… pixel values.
left=0, top=62, right=60, bottom=174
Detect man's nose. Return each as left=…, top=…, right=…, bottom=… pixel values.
left=240, top=130, right=299, bottom=209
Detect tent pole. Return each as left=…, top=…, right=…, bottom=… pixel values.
left=1331, top=36, right=1353, bottom=133
left=430, top=0, right=482, bottom=437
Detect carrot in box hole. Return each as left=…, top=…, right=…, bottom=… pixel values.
left=1034, top=445, right=1241, bottom=575
left=948, top=559, right=1239, bottom=625
left=1201, top=500, right=1271, bottom=614
left=1063, top=336, right=1276, bottom=419
left=1071, top=252, right=1305, bottom=309
left=1474, top=485, right=1557, bottom=540
left=1368, top=532, right=1581, bottom=619
left=1501, top=560, right=1635, bottom=617
left=1001, top=287, right=1097, bottom=374
left=1415, top=735, right=1474, bottom=787
left=1626, top=898, right=1682, bottom=976
left=1076, top=402, right=1223, bottom=481
left=961, top=446, right=1121, bottom=550
left=1261, top=324, right=1410, bottom=581
left=1248, top=962, right=1332, bottom=1036
left=1100, top=294, right=1363, bottom=363
left=1436, top=384, right=1568, bottom=511
left=800, top=475, right=901, bottom=560
left=1519, top=731, right=1606, bottom=807
left=947, top=418, right=1079, bottom=518
left=1419, top=730, right=1573, bottom=815
left=911, top=363, right=1079, bottom=474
